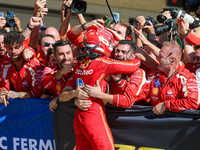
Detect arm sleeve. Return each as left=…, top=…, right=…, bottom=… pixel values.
left=112, top=69, right=148, bottom=108
left=64, top=74, right=76, bottom=89
left=42, top=67, right=58, bottom=89
left=184, top=32, right=200, bottom=46
left=23, top=37, right=30, bottom=47
left=27, top=62, right=44, bottom=98
left=165, top=75, right=199, bottom=112
left=0, top=76, right=10, bottom=91
left=67, top=27, right=84, bottom=48
left=104, top=56, right=141, bottom=75
left=114, top=79, right=127, bottom=92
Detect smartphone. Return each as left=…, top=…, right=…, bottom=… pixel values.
left=111, top=12, right=120, bottom=24
left=101, top=15, right=110, bottom=26
left=0, top=13, right=4, bottom=17
left=7, top=11, right=14, bottom=19
left=6, top=11, right=15, bottom=26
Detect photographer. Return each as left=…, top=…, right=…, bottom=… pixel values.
left=59, top=0, right=87, bottom=41
left=178, top=17, right=200, bottom=46
left=0, top=16, right=6, bottom=30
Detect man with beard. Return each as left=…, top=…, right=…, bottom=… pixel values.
left=0, top=31, right=44, bottom=106
left=78, top=40, right=147, bottom=109
left=42, top=40, right=73, bottom=111
left=37, top=34, right=56, bottom=66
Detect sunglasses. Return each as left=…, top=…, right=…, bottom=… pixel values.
left=43, top=42, right=55, bottom=47
left=194, top=56, right=200, bottom=61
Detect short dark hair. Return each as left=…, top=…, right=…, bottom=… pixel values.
left=53, top=40, right=71, bottom=54
left=194, top=45, right=200, bottom=50
left=117, top=40, right=136, bottom=54
left=4, top=31, right=25, bottom=46
left=0, top=29, right=7, bottom=36
left=38, top=34, right=55, bottom=45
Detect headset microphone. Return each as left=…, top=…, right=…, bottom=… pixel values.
left=160, top=52, right=173, bottom=65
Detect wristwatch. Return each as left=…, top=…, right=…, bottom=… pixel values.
left=27, top=23, right=34, bottom=30
left=182, top=30, right=189, bottom=38
left=81, top=23, right=87, bottom=30
left=115, top=78, right=122, bottom=83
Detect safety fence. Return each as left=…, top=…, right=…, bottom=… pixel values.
left=0, top=98, right=200, bottom=150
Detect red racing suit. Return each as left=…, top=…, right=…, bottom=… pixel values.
left=184, top=63, right=199, bottom=74
left=184, top=32, right=200, bottom=46
left=42, top=64, right=72, bottom=96
left=66, top=56, right=141, bottom=150
left=0, top=57, right=44, bottom=98
left=110, top=68, right=148, bottom=108
left=144, top=64, right=199, bottom=112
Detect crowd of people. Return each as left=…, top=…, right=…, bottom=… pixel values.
left=1, top=0, right=200, bottom=149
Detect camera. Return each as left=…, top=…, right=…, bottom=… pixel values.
left=154, top=18, right=177, bottom=36
left=145, top=16, right=156, bottom=27
left=157, top=7, right=200, bottom=29
left=136, top=16, right=156, bottom=27
left=71, top=0, right=87, bottom=14
left=6, top=11, right=15, bottom=26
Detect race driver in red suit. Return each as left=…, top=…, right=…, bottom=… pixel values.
left=81, top=40, right=148, bottom=108
left=76, top=40, right=148, bottom=110
left=59, top=24, right=141, bottom=150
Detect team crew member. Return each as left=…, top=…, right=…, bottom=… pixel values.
left=37, top=34, right=56, bottom=66
left=145, top=41, right=199, bottom=114
left=42, top=40, right=73, bottom=111
left=0, top=31, right=44, bottom=106
left=60, top=26, right=141, bottom=150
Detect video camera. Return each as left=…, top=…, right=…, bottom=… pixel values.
left=157, top=7, right=200, bottom=29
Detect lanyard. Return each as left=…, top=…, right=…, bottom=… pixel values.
left=161, top=69, right=178, bottom=88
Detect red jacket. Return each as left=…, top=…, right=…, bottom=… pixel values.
left=111, top=68, right=148, bottom=108
left=42, top=64, right=72, bottom=96
left=145, top=64, right=199, bottom=112
left=185, top=32, right=200, bottom=46
left=184, top=63, right=199, bottom=74
left=0, top=57, right=44, bottom=98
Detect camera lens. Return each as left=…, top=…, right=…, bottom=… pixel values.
left=75, top=2, right=84, bottom=11
left=155, top=24, right=169, bottom=36
left=157, top=14, right=166, bottom=23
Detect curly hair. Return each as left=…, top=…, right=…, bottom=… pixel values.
left=4, top=31, right=25, bottom=46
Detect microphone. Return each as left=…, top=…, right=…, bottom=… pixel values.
left=160, top=52, right=173, bottom=65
